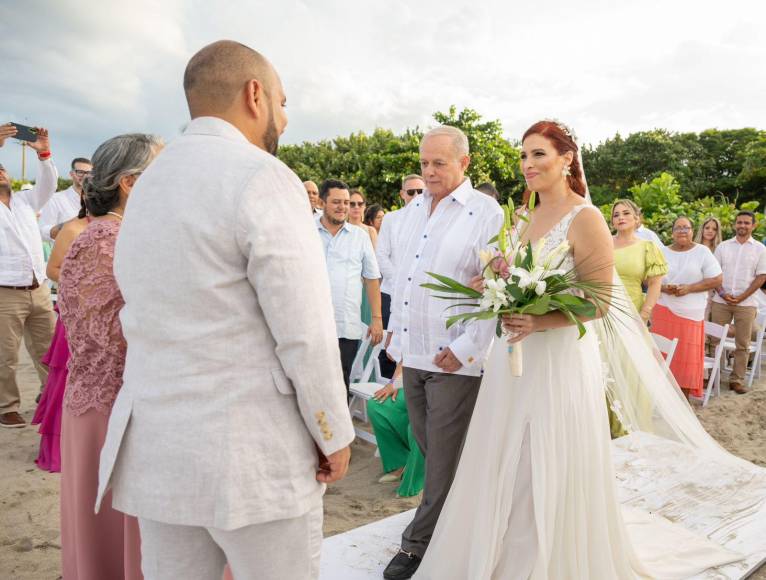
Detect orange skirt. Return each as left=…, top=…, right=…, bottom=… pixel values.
left=651, top=304, right=705, bottom=398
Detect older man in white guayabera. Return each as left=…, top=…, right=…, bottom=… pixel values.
left=0, top=124, right=58, bottom=429
left=383, top=126, right=503, bottom=580
left=97, top=41, right=354, bottom=580
left=39, top=157, right=93, bottom=242
left=376, top=173, right=425, bottom=377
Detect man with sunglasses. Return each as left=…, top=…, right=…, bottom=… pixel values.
left=39, top=157, right=92, bottom=241
left=376, top=174, right=425, bottom=377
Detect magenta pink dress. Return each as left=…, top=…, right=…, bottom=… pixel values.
left=31, top=306, right=69, bottom=472
left=58, top=220, right=142, bottom=580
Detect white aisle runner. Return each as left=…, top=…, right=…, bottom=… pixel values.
left=320, top=433, right=766, bottom=580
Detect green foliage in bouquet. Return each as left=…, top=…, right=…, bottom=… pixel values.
left=422, top=194, right=617, bottom=340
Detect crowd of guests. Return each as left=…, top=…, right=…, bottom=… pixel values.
left=1, top=114, right=765, bottom=578
left=609, top=201, right=766, bottom=401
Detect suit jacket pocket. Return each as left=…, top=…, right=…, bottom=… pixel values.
left=271, top=368, right=296, bottom=395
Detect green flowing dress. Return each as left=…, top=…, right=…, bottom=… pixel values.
left=609, top=240, right=669, bottom=438
left=367, top=390, right=425, bottom=497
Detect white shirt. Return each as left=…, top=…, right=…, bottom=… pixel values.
left=38, top=186, right=81, bottom=242
left=659, top=244, right=721, bottom=321
left=388, top=179, right=503, bottom=376
left=712, top=237, right=766, bottom=308
left=636, top=225, right=664, bottom=249
left=376, top=206, right=407, bottom=295
left=317, top=220, right=381, bottom=340
left=0, top=158, right=59, bottom=286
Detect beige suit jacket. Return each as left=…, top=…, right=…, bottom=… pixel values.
left=97, top=117, right=354, bottom=530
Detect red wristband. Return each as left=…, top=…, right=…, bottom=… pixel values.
left=37, top=151, right=51, bottom=160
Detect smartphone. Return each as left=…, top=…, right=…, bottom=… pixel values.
left=10, top=123, right=38, bottom=142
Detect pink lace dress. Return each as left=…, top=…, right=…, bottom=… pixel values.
left=57, top=219, right=142, bottom=580
left=59, top=220, right=126, bottom=417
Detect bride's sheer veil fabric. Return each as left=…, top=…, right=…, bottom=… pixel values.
left=574, top=144, right=750, bottom=467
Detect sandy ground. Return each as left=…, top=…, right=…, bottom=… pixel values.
left=1, top=346, right=764, bottom=580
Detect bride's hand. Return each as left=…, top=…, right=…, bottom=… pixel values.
left=502, top=313, right=538, bottom=343
left=468, top=275, right=485, bottom=293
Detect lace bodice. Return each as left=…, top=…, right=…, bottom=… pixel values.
left=58, top=220, right=126, bottom=416
left=514, top=204, right=592, bottom=272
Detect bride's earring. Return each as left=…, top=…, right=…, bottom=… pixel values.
left=562, top=165, right=572, bottom=177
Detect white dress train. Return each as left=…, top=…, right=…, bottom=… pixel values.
left=413, top=206, right=741, bottom=580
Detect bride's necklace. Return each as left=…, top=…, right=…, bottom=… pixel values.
left=107, top=211, right=124, bottom=220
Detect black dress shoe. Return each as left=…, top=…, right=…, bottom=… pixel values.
left=383, top=549, right=422, bottom=579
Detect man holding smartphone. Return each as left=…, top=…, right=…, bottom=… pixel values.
left=0, top=123, right=58, bottom=428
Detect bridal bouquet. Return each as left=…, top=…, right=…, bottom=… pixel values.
left=422, top=194, right=612, bottom=376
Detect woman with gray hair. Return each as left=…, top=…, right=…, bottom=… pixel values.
left=58, top=133, right=162, bottom=580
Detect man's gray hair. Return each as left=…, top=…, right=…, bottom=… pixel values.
left=83, top=133, right=163, bottom=216
left=421, top=125, right=470, bottom=157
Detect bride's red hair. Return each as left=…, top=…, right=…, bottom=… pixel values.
left=522, top=121, right=587, bottom=198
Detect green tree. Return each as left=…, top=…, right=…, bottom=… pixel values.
left=601, top=172, right=765, bottom=243
left=736, top=135, right=766, bottom=196
left=278, top=107, right=523, bottom=209
left=279, top=128, right=421, bottom=209
left=583, top=127, right=766, bottom=204
left=432, top=106, right=522, bottom=201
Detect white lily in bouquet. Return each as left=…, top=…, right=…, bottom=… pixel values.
left=422, top=193, right=615, bottom=376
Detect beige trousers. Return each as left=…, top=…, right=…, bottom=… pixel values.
left=710, top=301, right=757, bottom=385
left=0, top=285, right=55, bottom=413
left=138, top=502, right=323, bottom=580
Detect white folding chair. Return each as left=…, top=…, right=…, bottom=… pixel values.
left=720, top=312, right=766, bottom=388
left=703, top=321, right=730, bottom=406
left=348, top=329, right=388, bottom=445
left=650, top=333, right=679, bottom=368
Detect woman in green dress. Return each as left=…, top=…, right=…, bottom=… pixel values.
left=367, top=363, right=425, bottom=497
left=609, top=199, right=669, bottom=437
left=611, top=199, right=668, bottom=321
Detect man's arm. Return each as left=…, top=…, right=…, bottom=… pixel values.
left=18, top=128, right=58, bottom=211
left=38, top=196, right=62, bottom=242
left=364, top=278, right=383, bottom=345
left=727, top=274, right=766, bottom=304
left=361, top=231, right=383, bottom=344
left=235, top=164, right=354, bottom=461
left=375, top=212, right=396, bottom=282
left=446, top=207, right=505, bottom=370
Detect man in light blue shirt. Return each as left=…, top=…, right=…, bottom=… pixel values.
left=317, top=179, right=383, bottom=391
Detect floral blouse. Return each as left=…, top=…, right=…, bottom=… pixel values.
left=58, top=220, right=126, bottom=416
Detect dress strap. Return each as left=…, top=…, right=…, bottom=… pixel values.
left=562, top=204, right=597, bottom=236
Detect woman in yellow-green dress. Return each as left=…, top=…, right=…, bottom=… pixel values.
left=609, top=199, right=668, bottom=437
left=611, top=199, right=668, bottom=319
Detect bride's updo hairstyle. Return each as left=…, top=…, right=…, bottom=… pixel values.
left=83, top=133, right=163, bottom=216
left=522, top=120, right=587, bottom=198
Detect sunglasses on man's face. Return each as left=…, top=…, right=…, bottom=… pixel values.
left=405, top=188, right=423, bottom=196
left=72, top=170, right=91, bottom=177
left=349, top=201, right=365, bottom=208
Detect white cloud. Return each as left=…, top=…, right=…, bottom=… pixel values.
left=1, top=0, right=764, bottom=177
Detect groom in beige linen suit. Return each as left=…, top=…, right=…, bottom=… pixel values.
left=96, top=41, right=355, bottom=580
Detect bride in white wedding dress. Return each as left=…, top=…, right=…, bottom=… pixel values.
left=413, top=121, right=752, bottom=579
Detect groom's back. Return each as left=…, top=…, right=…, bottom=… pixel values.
left=115, top=119, right=286, bottom=382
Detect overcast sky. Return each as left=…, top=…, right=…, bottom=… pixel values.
left=1, top=0, right=765, bottom=179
